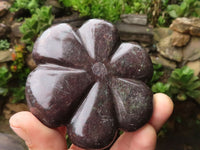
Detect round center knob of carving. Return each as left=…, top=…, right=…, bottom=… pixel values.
left=92, top=62, right=107, bottom=78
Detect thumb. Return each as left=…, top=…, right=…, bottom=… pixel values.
left=9, top=111, right=67, bottom=150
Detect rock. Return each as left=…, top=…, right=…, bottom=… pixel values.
left=0, top=49, right=13, bottom=63
left=171, top=31, right=190, bottom=47
left=116, top=22, right=153, bottom=44
left=186, top=60, right=200, bottom=76
left=121, top=14, right=147, bottom=25
left=153, top=27, right=173, bottom=42
left=119, top=32, right=153, bottom=43
left=45, top=0, right=65, bottom=17
left=11, top=22, right=23, bottom=38
left=0, top=23, right=10, bottom=38
left=0, top=133, right=26, bottom=150
left=170, top=17, right=200, bottom=36
left=157, top=35, right=183, bottom=62
left=3, top=103, right=28, bottom=119
left=150, top=54, right=177, bottom=69
left=53, top=14, right=88, bottom=27
left=0, top=1, right=11, bottom=17
left=183, top=37, right=200, bottom=61
left=26, top=54, right=37, bottom=70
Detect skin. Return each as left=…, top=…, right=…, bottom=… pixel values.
left=9, top=93, right=173, bottom=150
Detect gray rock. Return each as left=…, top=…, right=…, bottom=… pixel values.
left=116, top=22, right=153, bottom=35
left=170, top=17, right=200, bottom=36
left=157, top=35, right=183, bottom=62
left=53, top=13, right=88, bottom=27
left=171, top=31, right=190, bottom=47
left=45, top=0, right=65, bottom=17
left=26, top=54, right=37, bottom=70
left=116, top=22, right=153, bottom=44
left=3, top=103, right=28, bottom=119
left=121, top=14, right=147, bottom=25
left=0, top=1, right=11, bottom=17
left=11, top=22, right=23, bottom=38
left=186, top=60, right=200, bottom=76
left=0, top=133, right=26, bottom=150
left=150, top=54, right=177, bottom=69
left=183, top=37, right=200, bottom=61
left=0, top=23, right=10, bottom=38
left=0, top=49, right=13, bottom=63
left=153, top=27, right=173, bottom=42
left=119, top=32, right=153, bottom=43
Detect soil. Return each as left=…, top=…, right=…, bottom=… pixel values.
left=156, top=100, right=200, bottom=150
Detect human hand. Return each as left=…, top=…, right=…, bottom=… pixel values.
left=9, top=93, right=173, bottom=150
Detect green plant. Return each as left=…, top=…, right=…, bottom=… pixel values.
left=10, top=0, right=45, bottom=14
left=167, top=0, right=200, bottom=18
left=151, top=66, right=200, bottom=101
left=11, top=86, right=26, bottom=103
left=0, top=40, right=10, bottom=50
left=168, top=66, right=200, bottom=101
left=150, top=64, right=164, bottom=84
left=10, top=67, right=30, bottom=103
left=152, top=82, right=171, bottom=96
left=59, top=0, right=151, bottom=22
left=0, top=67, right=12, bottom=96
left=19, top=6, right=54, bottom=51
left=10, top=44, right=26, bottom=72
left=65, top=135, right=72, bottom=148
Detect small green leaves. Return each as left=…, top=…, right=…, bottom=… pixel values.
left=169, top=66, right=200, bottom=100
left=152, top=82, right=171, bottom=95
left=167, top=0, right=200, bottom=18
left=151, top=65, right=200, bottom=101
left=10, top=0, right=40, bottom=14
left=59, top=0, right=151, bottom=22
left=19, top=6, right=54, bottom=51
left=0, top=40, right=10, bottom=51
left=0, top=67, right=12, bottom=96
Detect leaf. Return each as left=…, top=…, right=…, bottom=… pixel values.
left=180, top=2, right=187, bottom=10
left=62, top=0, right=72, bottom=7
left=0, top=87, right=8, bottom=96
left=186, top=90, right=200, bottom=99
left=152, top=82, right=170, bottom=93
left=195, top=8, right=200, bottom=16
left=177, top=93, right=187, bottom=101
left=188, top=81, right=200, bottom=90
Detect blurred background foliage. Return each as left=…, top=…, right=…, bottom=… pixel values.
left=0, top=0, right=199, bottom=103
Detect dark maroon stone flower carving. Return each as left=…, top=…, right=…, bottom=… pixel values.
left=26, top=19, right=153, bottom=149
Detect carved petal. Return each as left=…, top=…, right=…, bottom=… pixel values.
left=110, top=43, right=153, bottom=82
left=67, top=82, right=117, bottom=149
left=26, top=64, right=93, bottom=127
left=32, top=24, right=91, bottom=69
left=111, top=78, right=153, bottom=131
left=78, top=19, right=120, bottom=62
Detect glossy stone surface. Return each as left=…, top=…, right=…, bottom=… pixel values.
left=26, top=19, right=153, bottom=149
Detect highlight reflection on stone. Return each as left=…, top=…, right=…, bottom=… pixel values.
left=26, top=19, right=154, bottom=149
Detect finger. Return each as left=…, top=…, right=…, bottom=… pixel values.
left=111, top=124, right=157, bottom=150
left=69, top=144, right=86, bottom=150
left=111, top=93, right=173, bottom=150
left=9, top=111, right=67, bottom=150
left=149, top=93, right=174, bottom=131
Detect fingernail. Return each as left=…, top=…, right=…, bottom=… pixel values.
left=10, top=126, right=31, bottom=145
